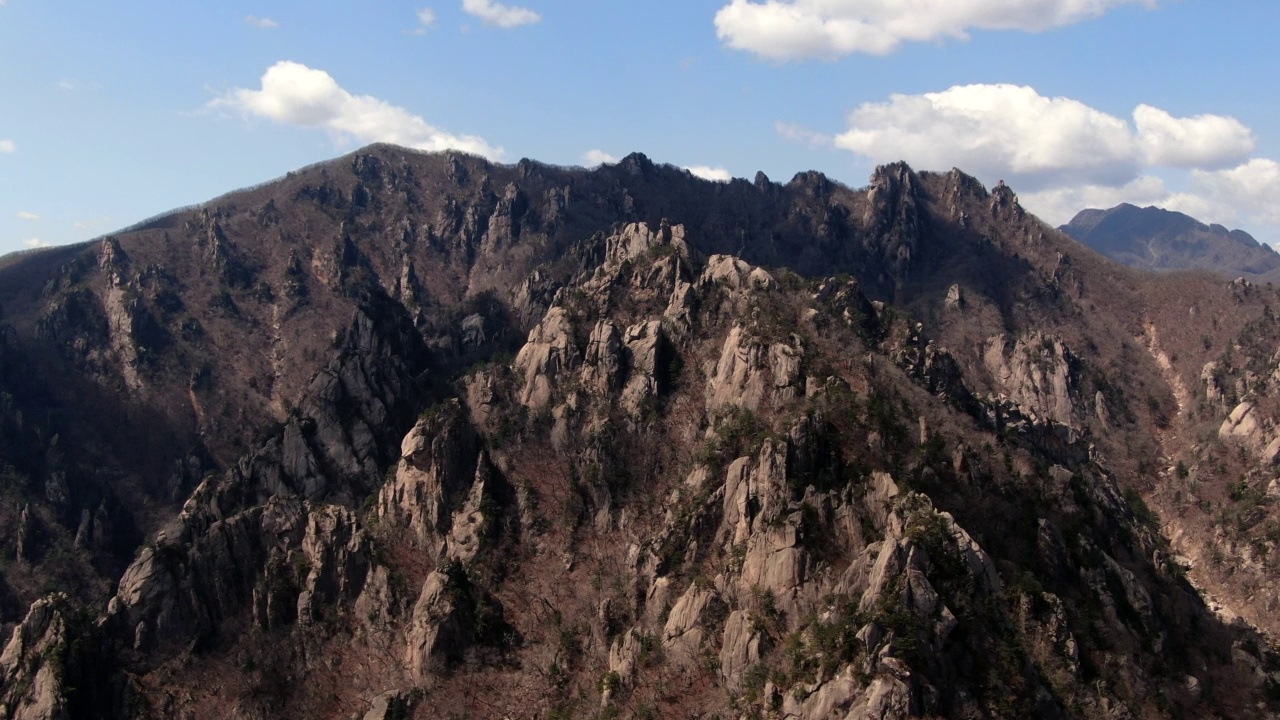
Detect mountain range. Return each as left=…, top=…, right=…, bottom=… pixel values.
left=1, top=147, right=1279, bottom=719
left=1061, top=203, right=1280, bottom=283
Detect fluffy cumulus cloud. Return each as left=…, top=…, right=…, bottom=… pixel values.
left=834, top=84, right=1147, bottom=190
left=23, top=238, right=48, bottom=249
left=818, top=83, right=1277, bottom=240
left=0, top=140, right=14, bottom=154
left=582, top=149, right=617, bottom=166
left=461, top=0, right=540, bottom=28
left=211, top=61, right=503, bottom=160
left=244, top=15, right=278, bottom=29
left=685, top=165, right=733, bottom=182
left=1183, top=159, right=1280, bottom=227
left=715, top=0, right=1155, bottom=59
left=1133, top=104, right=1255, bottom=169
left=829, top=83, right=1257, bottom=193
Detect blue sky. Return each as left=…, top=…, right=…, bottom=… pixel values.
left=2, top=1, right=1279, bottom=255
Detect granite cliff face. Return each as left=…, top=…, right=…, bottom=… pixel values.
left=0, top=147, right=1278, bottom=719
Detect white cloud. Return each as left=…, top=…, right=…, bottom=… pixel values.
left=1156, top=192, right=1238, bottom=228
left=715, top=0, right=1155, bottom=59
left=210, top=61, right=503, bottom=160
left=16, top=211, right=40, bottom=221
left=835, top=84, right=1143, bottom=190
left=409, top=8, right=437, bottom=34
left=23, top=238, right=48, bottom=249
left=583, top=149, right=617, bottom=166
left=1134, top=104, right=1254, bottom=169
left=244, top=15, right=278, bottom=29
left=776, top=121, right=832, bottom=148
left=1186, top=159, right=1280, bottom=227
left=1021, top=176, right=1168, bottom=225
left=461, top=0, right=540, bottom=28
left=832, top=84, right=1259, bottom=192
left=1015, top=161, right=1280, bottom=244
left=685, top=165, right=733, bottom=182
left=1018, top=167, right=1280, bottom=244
left=0, top=140, right=14, bottom=154
left=821, top=83, right=1279, bottom=242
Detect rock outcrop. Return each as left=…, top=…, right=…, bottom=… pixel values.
left=984, top=332, right=1077, bottom=427
left=0, top=595, right=73, bottom=720
left=513, top=306, right=579, bottom=409
left=706, top=326, right=805, bottom=414
left=0, top=150, right=1276, bottom=720
left=378, top=401, right=480, bottom=550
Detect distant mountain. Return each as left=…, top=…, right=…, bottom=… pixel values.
left=1061, top=202, right=1280, bottom=282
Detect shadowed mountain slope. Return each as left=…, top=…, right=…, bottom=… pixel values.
left=0, top=147, right=1278, bottom=719
left=1062, top=203, right=1280, bottom=282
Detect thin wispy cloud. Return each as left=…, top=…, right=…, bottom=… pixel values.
left=16, top=211, right=40, bottom=221
left=23, top=238, right=48, bottom=249
left=461, top=0, right=541, bottom=28
left=0, top=140, right=14, bottom=154
left=73, top=216, right=112, bottom=232
left=211, top=61, right=504, bottom=160
left=245, top=15, right=279, bottom=29
left=408, top=8, right=437, bottom=35
left=775, top=121, right=831, bottom=148
left=716, top=0, right=1157, bottom=59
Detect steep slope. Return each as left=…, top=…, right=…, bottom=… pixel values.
left=0, top=147, right=1278, bottom=719
left=1062, top=203, right=1280, bottom=282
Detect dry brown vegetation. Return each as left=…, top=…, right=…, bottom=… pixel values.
left=0, top=147, right=1279, bottom=718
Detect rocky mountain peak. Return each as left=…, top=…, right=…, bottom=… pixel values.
left=618, top=151, right=654, bottom=177
left=0, top=146, right=1278, bottom=718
